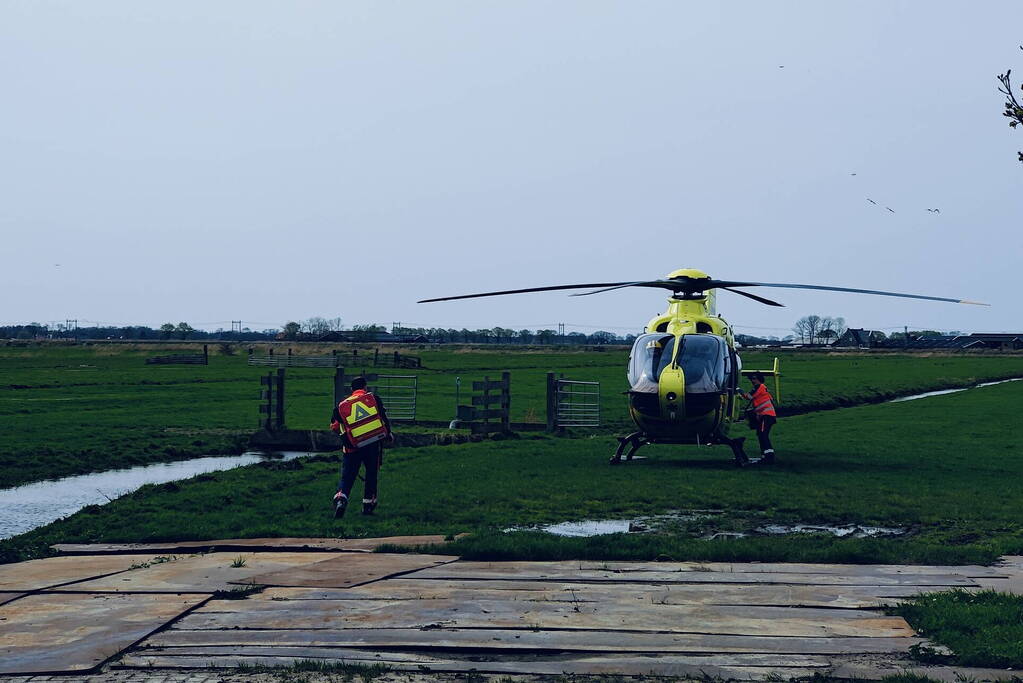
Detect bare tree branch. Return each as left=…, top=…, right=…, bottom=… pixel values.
left=999, top=46, right=1023, bottom=162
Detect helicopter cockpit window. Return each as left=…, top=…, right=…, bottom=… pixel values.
left=678, top=334, right=728, bottom=394
left=627, top=334, right=674, bottom=393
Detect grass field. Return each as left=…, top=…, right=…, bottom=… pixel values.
left=4, top=378, right=1022, bottom=567
left=2, top=343, right=1022, bottom=488
left=894, top=590, right=1023, bottom=668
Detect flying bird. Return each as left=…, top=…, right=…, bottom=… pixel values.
left=927, top=208, right=941, bottom=213
left=886, top=207, right=895, bottom=213
left=866, top=198, right=877, bottom=205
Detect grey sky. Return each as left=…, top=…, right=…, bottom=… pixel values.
left=2, top=1, right=1020, bottom=336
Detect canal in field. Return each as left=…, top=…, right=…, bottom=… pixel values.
left=0, top=451, right=313, bottom=540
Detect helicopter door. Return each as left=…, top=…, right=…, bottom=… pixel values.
left=677, top=334, right=728, bottom=394
left=726, top=348, right=740, bottom=417
left=627, top=333, right=675, bottom=394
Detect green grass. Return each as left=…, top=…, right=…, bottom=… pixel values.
left=893, top=590, right=1023, bottom=668
left=2, top=343, right=1021, bottom=487
left=4, top=379, right=1022, bottom=566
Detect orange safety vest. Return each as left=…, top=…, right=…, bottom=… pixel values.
left=337, top=390, right=390, bottom=450
left=750, top=384, right=776, bottom=417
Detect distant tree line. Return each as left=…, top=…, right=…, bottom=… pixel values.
left=1, top=318, right=638, bottom=346
left=1, top=322, right=277, bottom=342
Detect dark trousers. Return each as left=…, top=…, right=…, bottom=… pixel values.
left=337, top=443, right=381, bottom=501
left=756, top=416, right=776, bottom=454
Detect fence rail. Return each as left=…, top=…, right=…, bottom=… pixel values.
left=334, top=368, right=418, bottom=422
left=373, top=374, right=418, bottom=422
left=146, top=347, right=208, bottom=366
left=248, top=349, right=421, bottom=369
left=248, top=355, right=338, bottom=367
left=551, top=377, right=600, bottom=428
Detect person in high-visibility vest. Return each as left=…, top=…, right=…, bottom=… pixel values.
left=329, top=376, right=394, bottom=517
left=740, top=372, right=777, bottom=464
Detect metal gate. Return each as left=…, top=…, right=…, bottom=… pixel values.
left=555, top=379, right=600, bottom=427
left=372, top=374, right=418, bottom=422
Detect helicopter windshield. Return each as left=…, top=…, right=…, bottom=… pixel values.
left=627, top=334, right=674, bottom=393
left=628, top=333, right=728, bottom=394
left=678, top=334, right=728, bottom=393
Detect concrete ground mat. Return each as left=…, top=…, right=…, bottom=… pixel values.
left=405, top=560, right=998, bottom=586
left=0, top=592, right=207, bottom=675
left=0, top=592, right=26, bottom=606
left=51, top=552, right=347, bottom=593
left=2, top=545, right=1022, bottom=679
left=51, top=534, right=462, bottom=555
left=238, top=552, right=458, bottom=588
left=0, top=554, right=174, bottom=591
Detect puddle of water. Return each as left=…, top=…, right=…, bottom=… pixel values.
left=754, top=524, right=906, bottom=538
left=541, top=520, right=634, bottom=537
left=508, top=512, right=905, bottom=541
left=0, top=451, right=312, bottom=540
left=889, top=377, right=1022, bottom=403
left=508, top=510, right=724, bottom=537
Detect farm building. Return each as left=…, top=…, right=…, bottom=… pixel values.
left=961, top=333, right=1023, bottom=351
left=832, top=328, right=887, bottom=348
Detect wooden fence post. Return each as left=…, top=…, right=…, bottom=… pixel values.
left=275, top=368, right=286, bottom=431
left=373, top=348, right=379, bottom=366
left=202, top=344, right=208, bottom=365
left=259, top=372, right=273, bottom=431
left=501, top=371, right=511, bottom=433
left=482, top=376, right=490, bottom=431
left=546, top=372, right=557, bottom=432
left=334, top=366, right=346, bottom=408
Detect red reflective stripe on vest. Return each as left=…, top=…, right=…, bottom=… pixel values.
left=338, top=391, right=389, bottom=449
left=751, top=384, right=776, bottom=417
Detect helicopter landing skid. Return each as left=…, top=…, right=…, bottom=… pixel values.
left=609, top=432, right=650, bottom=465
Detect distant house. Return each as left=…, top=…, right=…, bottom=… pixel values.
left=832, top=328, right=885, bottom=348
left=834, top=330, right=1022, bottom=351
left=963, top=333, right=1023, bottom=351
left=879, top=335, right=980, bottom=350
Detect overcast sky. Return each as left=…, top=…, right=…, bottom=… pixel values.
left=2, top=1, right=1021, bottom=336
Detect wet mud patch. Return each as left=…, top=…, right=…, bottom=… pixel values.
left=507, top=509, right=910, bottom=540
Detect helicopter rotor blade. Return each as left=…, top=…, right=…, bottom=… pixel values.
left=569, top=281, right=665, bottom=296
left=721, top=287, right=785, bottom=307
left=417, top=282, right=637, bottom=303
left=569, top=278, right=761, bottom=296
left=420, top=275, right=987, bottom=306
left=737, top=282, right=989, bottom=306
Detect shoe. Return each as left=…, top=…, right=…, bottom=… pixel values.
left=333, top=493, right=348, bottom=519
left=761, top=451, right=775, bottom=464
left=362, top=499, right=377, bottom=515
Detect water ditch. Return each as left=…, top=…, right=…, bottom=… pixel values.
left=0, top=451, right=313, bottom=540
left=887, top=377, right=1022, bottom=402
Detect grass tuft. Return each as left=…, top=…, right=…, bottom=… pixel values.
left=893, top=589, right=1023, bottom=668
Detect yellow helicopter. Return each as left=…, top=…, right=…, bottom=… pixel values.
left=419, top=268, right=985, bottom=466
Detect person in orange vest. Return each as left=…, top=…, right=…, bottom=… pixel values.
left=740, top=372, right=777, bottom=464
left=329, top=376, right=394, bottom=517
